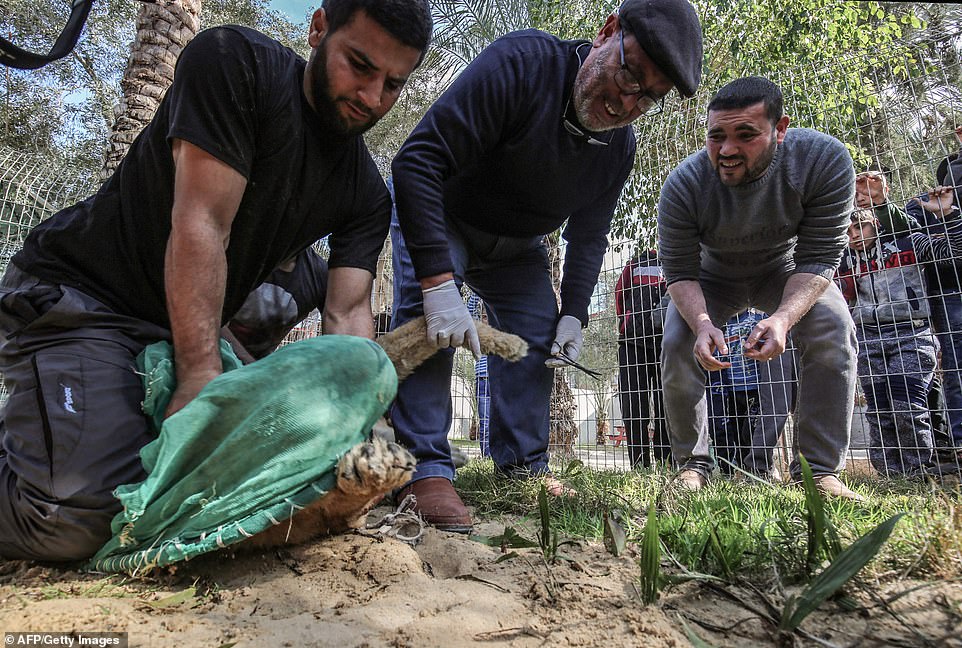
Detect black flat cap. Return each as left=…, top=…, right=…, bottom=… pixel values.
left=618, top=0, right=703, bottom=97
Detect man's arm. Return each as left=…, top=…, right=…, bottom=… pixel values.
left=164, top=139, right=247, bottom=417
left=792, top=137, right=854, bottom=277
left=856, top=170, right=920, bottom=236
left=666, top=279, right=731, bottom=371
left=752, top=136, right=851, bottom=361
left=390, top=43, right=526, bottom=357
left=743, top=272, right=828, bottom=361
left=220, top=325, right=258, bottom=365
left=323, top=266, right=375, bottom=338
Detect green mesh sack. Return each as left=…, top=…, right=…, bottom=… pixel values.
left=87, top=335, right=397, bottom=574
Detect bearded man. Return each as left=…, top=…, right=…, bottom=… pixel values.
left=389, top=0, right=704, bottom=531
left=0, top=0, right=432, bottom=561
left=657, top=76, right=862, bottom=499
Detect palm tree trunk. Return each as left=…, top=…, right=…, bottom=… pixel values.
left=546, top=231, right=578, bottom=456
left=595, top=397, right=609, bottom=445
left=101, top=0, right=202, bottom=179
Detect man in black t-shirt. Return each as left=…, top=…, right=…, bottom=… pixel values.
left=390, top=0, right=703, bottom=532
left=0, top=0, right=431, bottom=561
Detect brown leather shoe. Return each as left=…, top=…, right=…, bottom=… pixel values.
left=397, top=477, right=473, bottom=533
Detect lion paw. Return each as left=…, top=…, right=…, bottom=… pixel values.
left=336, top=435, right=415, bottom=497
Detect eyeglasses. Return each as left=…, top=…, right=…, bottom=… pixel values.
left=614, top=30, right=665, bottom=117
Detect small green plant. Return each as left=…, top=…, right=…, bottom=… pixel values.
left=679, top=616, right=717, bottom=648
left=603, top=508, right=627, bottom=557
left=469, top=526, right=539, bottom=555
left=638, top=502, right=662, bottom=604
left=798, top=455, right=843, bottom=576
left=780, top=512, right=905, bottom=631
left=536, top=483, right=577, bottom=563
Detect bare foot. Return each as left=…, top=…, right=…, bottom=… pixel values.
left=248, top=435, right=415, bottom=548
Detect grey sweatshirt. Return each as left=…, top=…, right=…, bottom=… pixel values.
left=658, top=128, right=855, bottom=285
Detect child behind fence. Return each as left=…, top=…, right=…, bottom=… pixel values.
left=836, top=197, right=962, bottom=476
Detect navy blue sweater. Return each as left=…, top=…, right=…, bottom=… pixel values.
left=391, top=30, right=636, bottom=324
left=906, top=152, right=962, bottom=294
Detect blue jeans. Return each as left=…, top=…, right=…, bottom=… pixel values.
left=476, top=373, right=491, bottom=457
left=929, top=292, right=962, bottom=446
left=390, top=214, right=557, bottom=482
left=707, top=387, right=760, bottom=475
left=857, top=324, right=936, bottom=476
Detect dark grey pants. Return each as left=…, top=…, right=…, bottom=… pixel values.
left=661, top=270, right=858, bottom=478
left=0, top=265, right=168, bottom=560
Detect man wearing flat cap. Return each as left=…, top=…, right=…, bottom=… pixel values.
left=658, top=76, right=862, bottom=499
left=390, top=0, right=703, bottom=531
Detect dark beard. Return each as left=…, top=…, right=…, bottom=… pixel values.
left=745, top=137, right=778, bottom=182
left=307, top=40, right=375, bottom=137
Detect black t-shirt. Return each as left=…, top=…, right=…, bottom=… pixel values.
left=227, top=247, right=328, bottom=359
left=14, top=26, right=390, bottom=328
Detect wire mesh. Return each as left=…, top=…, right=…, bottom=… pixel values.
left=0, top=24, right=959, bottom=481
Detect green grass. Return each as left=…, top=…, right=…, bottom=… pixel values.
left=453, top=459, right=962, bottom=583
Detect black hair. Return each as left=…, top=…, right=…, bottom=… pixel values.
left=322, top=0, right=433, bottom=64
left=937, top=152, right=959, bottom=187
left=707, top=76, right=783, bottom=126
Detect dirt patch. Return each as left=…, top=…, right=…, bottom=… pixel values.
left=1, top=506, right=960, bottom=647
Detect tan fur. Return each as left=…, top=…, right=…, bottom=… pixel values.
left=248, top=435, right=415, bottom=547
left=376, top=317, right=528, bottom=382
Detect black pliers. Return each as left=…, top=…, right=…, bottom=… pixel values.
left=552, top=350, right=603, bottom=379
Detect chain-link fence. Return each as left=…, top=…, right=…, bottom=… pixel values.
left=1, top=23, right=960, bottom=482
left=530, top=24, right=962, bottom=477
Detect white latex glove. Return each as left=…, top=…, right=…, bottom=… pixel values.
left=545, top=315, right=583, bottom=369
left=422, top=280, right=481, bottom=358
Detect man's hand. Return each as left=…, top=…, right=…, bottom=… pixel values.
left=665, top=280, right=731, bottom=371
left=545, top=315, right=584, bottom=368
left=743, top=314, right=789, bottom=361
left=165, top=368, right=221, bottom=419
left=422, top=279, right=481, bottom=357
left=918, top=186, right=957, bottom=217
left=221, top=325, right=258, bottom=364
left=854, top=172, right=888, bottom=209
left=955, top=125, right=962, bottom=146
left=693, top=321, right=731, bottom=371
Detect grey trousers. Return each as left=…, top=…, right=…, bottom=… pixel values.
left=749, top=344, right=797, bottom=475
left=0, top=265, right=168, bottom=561
left=661, top=271, right=857, bottom=477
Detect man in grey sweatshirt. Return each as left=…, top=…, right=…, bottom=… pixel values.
left=657, top=76, right=861, bottom=499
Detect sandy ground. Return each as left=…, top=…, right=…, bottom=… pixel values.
left=1, top=507, right=961, bottom=648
